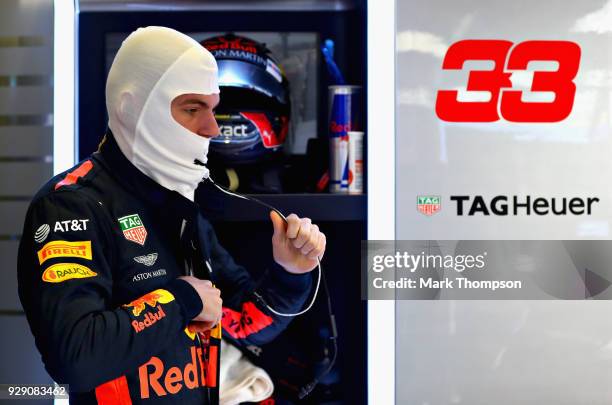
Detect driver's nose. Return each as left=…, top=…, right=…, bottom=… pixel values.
left=197, top=111, right=220, bottom=139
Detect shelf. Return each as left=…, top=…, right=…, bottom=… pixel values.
left=200, top=193, right=366, bottom=222
left=79, top=0, right=358, bottom=12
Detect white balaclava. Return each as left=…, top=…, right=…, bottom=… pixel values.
left=106, top=26, right=219, bottom=201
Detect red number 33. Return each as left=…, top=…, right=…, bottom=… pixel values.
left=435, top=40, right=581, bottom=123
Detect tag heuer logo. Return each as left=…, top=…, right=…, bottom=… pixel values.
left=118, top=214, right=147, bottom=245
left=417, top=196, right=441, bottom=216
left=134, top=253, right=158, bottom=267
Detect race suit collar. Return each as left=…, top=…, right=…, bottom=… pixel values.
left=94, top=129, right=200, bottom=216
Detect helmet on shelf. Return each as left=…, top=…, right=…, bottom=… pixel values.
left=201, top=34, right=291, bottom=165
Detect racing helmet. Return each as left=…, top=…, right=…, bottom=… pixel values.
left=201, top=34, right=290, bottom=165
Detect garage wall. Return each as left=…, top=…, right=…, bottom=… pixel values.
left=395, top=0, right=612, bottom=404
left=0, top=0, right=54, bottom=401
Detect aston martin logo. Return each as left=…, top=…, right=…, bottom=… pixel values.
left=134, top=253, right=158, bottom=267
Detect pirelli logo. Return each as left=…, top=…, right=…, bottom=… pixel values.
left=37, top=240, right=92, bottom=264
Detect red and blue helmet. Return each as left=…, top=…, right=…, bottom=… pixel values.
left=201, top=34, right=290, bottom=165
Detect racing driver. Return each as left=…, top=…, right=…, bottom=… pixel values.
left=17, top=26, right=326, bottom=404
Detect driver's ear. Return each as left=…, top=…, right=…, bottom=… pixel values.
left=108, top=89, right=138, bottom=141
left=118, top=91, right=136, bottom=124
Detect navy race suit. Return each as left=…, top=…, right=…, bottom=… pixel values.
left=17, top=131, right=312, bottom=404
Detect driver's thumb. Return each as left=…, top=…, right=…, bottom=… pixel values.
left=270, top=210, right=286, bottom=241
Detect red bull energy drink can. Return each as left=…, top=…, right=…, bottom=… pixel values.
left=328, top=85, right=362, bottom=193
left=348, top=131, right=364, bottom=194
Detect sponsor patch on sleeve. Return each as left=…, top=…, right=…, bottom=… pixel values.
left=124, top=289, right=175, bottom=317
left=42, top=263, right=97, bottom=283
left=37, top=240, right=92, bottom=264
left=221, top=302, right=273, bottom=339
left=124, top=290, right=175, bottom=333
left=118, top=214, right=148, bottom=245
left=34, top=224, right=50, bottom=243
left=134, top=253, right=158, bottom=267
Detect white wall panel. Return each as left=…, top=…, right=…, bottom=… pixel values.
left=396, top=0, right=612, bottom=403
left=0, top=241, right=21, bottom=311
left=0, top=87, right=53, bottom=115
left=0, top=0, right=54, bottom=36
left=0, top=127, right=52, bottom=156
left=0, top=201, right=29, bottom=235
left=0, top=48, right=53, bottom=75
left=0, top=315, right=54, bottom=405
left=0, top=162, right=52, bottom=196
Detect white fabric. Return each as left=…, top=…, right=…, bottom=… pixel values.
left=106, top=26, right=219, bottom=200
left=219, top=339, right=274, bottom=405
